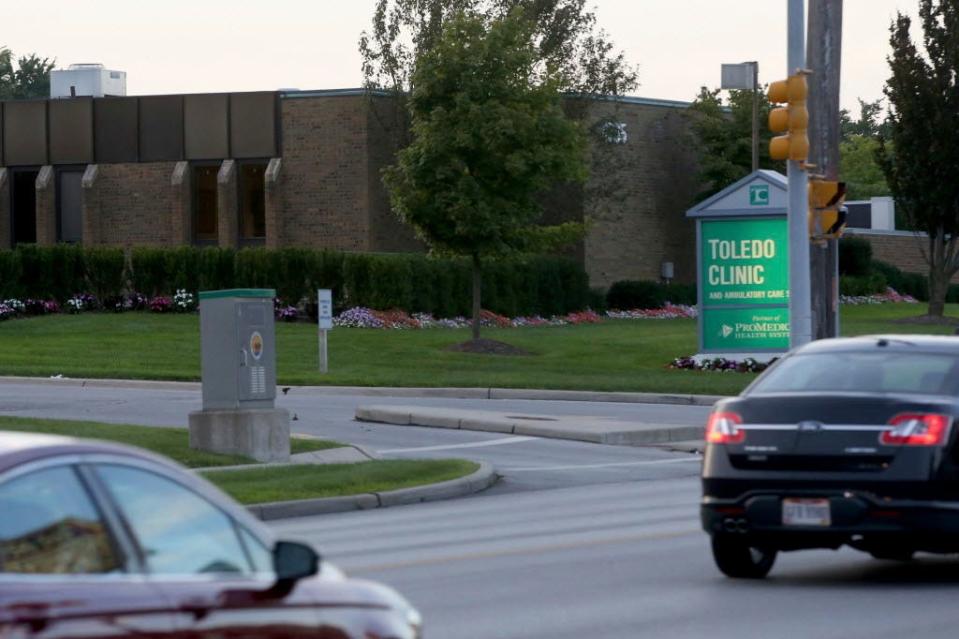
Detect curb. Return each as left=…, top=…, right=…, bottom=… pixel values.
left=356, top=406, right=705, bottom=446
left=245, top=461, right=498, bottom=521
left=0, top=376, right=725, bottom=406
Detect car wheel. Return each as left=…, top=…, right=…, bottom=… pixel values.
left=710, top=534, right=778, bottom=579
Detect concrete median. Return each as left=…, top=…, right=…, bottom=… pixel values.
left=355, top=404, right=705, bottom=446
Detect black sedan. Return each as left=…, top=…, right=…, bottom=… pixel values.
left=701, top=335, right=959, bottom=578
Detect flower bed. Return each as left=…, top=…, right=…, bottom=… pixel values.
left=841, top=287, right=917, bottom=305
left=670, top=356, right=776, bottom=374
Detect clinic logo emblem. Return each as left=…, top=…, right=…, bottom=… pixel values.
left=250, top=331, right=264, bottom=360
left=749, top=184, right=769, bottom=206
left=720, top=324, right=734, bottom=338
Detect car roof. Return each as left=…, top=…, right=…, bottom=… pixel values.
left=0, top=431, right=176, bottom=474
left=795, top=334, right=959, bottom=355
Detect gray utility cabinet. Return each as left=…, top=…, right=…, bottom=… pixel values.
left=198, top=289, right=277, bottom=410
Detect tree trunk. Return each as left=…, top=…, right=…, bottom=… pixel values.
left=471, top=254, right=482, bottom=341
left=928, top=269, right=948, bottom=318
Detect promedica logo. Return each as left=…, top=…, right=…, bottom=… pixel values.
left=719, top=321, right=790, bottom=340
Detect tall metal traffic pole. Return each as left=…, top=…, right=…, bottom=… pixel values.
left=788, top=0, right=812, bottom=347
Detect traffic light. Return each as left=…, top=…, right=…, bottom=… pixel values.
left=767, top=73, right=809, bottom=162
left=808, top=180, right=847, bottom=240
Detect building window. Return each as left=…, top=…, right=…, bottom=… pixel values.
left=238, top=162, right=267, bottom=243
left=57, top=170, right=84, bottom=244
left=192, top=164, right=219, bottom=244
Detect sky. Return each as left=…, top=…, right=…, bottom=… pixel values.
left=3, top=0, right=918, bottom=112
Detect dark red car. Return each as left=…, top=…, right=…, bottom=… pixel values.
left=0, top=432, right=422, bottom=638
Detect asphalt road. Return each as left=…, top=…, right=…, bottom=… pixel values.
left=5, top=379, right=959, bottom=636
left=0, top=380, right=709, bottom=491
left=274, top=477, right=959, bottom=639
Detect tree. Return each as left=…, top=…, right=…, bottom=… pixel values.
left=360, top=0, right=638, bottom=114
left=0, top=47, right=55, bottom=99
left=686, top=87, right=785, bottom=201
left=877, top=0, right=959, bottom=317
left=840, top=135, right=892, bottom=201
left=838, top=97, right=893, bottom=202
left=840, top=98, right=890, bottom=139
left=383, top=10, right=587, bottom=341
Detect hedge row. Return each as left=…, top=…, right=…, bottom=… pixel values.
left=605, top=280, right=697, bottom=310
left=0, top=246, right=590, bottom=317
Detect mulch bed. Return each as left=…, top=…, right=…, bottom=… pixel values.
left=446, top=338, right=532, bottom=356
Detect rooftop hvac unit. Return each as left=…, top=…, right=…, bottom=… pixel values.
left=50, top=63, right=127, bottom=98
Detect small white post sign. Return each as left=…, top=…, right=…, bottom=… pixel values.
left=318, top=289, right=333, bottom=373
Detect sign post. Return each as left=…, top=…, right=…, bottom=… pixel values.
left=317, top=289, right=332, bottom=373
left=687, top=170, right=791, bottom=361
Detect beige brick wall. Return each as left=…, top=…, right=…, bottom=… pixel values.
left=276, top=96, right=371, bottom=250
left=93, top=162, right=178, bottom=246
left=35, top=167, right=56, bottom=246
left=366, top=96, right=422, bottom=253
left=582, top=103, right=699, bottom=288
left=0, top=92, right=703, bottom=290
left=847, top=229, right=959, bottom=282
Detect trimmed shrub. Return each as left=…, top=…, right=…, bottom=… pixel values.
left=606, top=280, right=695, bottom=310
left=0, top=246, right=591, bottom=318
left=198, top=247, right=235, bottom=292
left=0, top=250, right=22, bottom=299
left=84, top=248, right=126, bottom=302
left=131, top=247, right=171, bottom=297
left=839, top=237, right=873, bottom=277
left=871, top=260, right=904, bottom=292
left=588, top=287, right=608, bottom=313
left=840, top=272, right=888, bottom=297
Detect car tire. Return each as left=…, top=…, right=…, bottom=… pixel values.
left=711, top=535, right=777, bottom=579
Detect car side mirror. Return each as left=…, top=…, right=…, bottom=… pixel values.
left=252, top=541, right=320, bottom=599
left=274, top=540, right=320, bottom=583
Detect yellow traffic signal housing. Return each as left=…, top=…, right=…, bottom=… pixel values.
left=808, top=180, right=847, bottom=240
left=767, top=74, right=809, bottom=162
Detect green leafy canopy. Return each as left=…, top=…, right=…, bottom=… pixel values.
left=0, top=47, right=55, bottom=100
left=383, top=10, right=588, bottom=259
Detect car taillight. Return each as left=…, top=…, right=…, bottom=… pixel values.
left=706, top=411, right=744, bottom=444
left=880, top=413, right=951, bottom=446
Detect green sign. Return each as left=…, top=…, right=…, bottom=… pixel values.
left=703, top=307, right=790, bottom=350
left=701, top=219, right=789, bottom=307
left=749, top=184, right=769, bottom=206
left=699, top=217, right=789, bottom=352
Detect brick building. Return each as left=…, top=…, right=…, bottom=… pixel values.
left=0, top=89, right=699, bottom=286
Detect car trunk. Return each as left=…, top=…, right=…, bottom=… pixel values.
left=718, top=393, right=954, bottom=479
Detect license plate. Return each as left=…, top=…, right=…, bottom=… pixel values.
left=782, top=498, right=831, bottom=526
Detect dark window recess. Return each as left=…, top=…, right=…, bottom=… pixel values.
left=239, top=163, right=267, bottom=241
left=193, top=165, right=219, bottom=243
left=57, top=170, right=84, bottom=244
left=11, top=170, right=38, bottom=246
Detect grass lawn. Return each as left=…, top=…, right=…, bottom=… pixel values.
left=0, top=302, right=955, bottom=396
left=0, top=416, right=341, bottom=468
left=204, top=459, right=479, bottom=505
left=0, top=416, right=478, bottom=504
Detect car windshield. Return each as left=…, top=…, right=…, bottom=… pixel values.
left=749, top=350, right=959, bottom=396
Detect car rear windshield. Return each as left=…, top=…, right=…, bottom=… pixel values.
left=749, top=351, right=959, bottom=396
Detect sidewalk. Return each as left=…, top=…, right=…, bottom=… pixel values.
left=0, top=375, right=726, bottom=406
left=356, top=404, right=705, bottom=446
